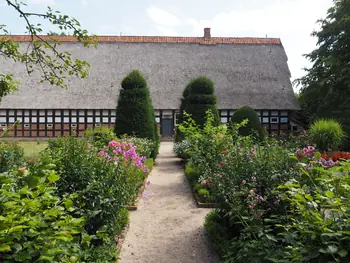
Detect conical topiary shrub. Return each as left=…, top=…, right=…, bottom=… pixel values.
left=115, top=69, right=158, bottom=157
left=231, top=106, right=265, bottom=141
left=175, top=76, right=219, bottom=142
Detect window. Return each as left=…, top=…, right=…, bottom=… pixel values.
left=79, top=117, right=85, bottom=123
left=9, top=117, right=15, bottom=123
left=280, top=117, right=288, bottom=123
left=103, top=110, right=109, bottom=116
left=24, top=117, right=30, bottom=123
left=0, top=117, right=6, bottom=122
left=24, top=110, right=30, bottom=116
left=154, top=110, right=160, bottom=116
left=39, top=117, right=45, bottom=123
left=271, top=111, right=278, bottom=116
left=47, top=110, right=53, bottom=115
left=71, top=110, right=77, bottom=116
left=71, top=117, right=77, bottom=123
left=87, top=110, right=93, bottom=116
left=270, top=117, right=279, bottom=123
left=95, top=117, right=101, bottom=123
left=263, top=111, right=269, bottom=116
left=155, top=117, right=160, bottom=123
left=221, top=117, right=228, bottom=123
left=55, top=117, right=61, bottom=122
left=262, top=117, right=269, bottom=123
left=175, top=113, right=180, bottom=126
left=102, top=117, right=109, bottom=123
left=39, top=110, right=45, bottom=116
left=220, top=110, right=228, bottom=116
left=64, top=110, right=69, bottom=116
left=281, top=111, right=288, bottom=116
left=47, top=117, right=53, bottom=123
left=64, top=117, right=69, bottom=123
left=9, top=110, right=15, bottom=116
left=229, top=110, right=235, bottom=116
left=111, top=117, right=116, bottom=123
left=32, top=117, right=37, bottom=122
left=87, top=117, right=93, bottom=123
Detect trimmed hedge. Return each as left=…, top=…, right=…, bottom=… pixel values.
left=231, top=106, right=265, bottom=141
left=115, top=70, right=158, bottom=158
left=176, top=76, right=219, bottom=142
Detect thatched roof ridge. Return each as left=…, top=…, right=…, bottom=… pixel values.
left=1, top=35, right=281, bottom=45
left=0, top=35, right=300, bottom=110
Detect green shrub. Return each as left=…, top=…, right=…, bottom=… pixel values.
left=114, top=70, right=158, bottom=158
left=43, top=137, right=132, bottom=261
left=230, top=106, right=264, bottom=141
left=176, top=76, right=219, bottom=142
left=0, top=159, right=91, bottom=262
left=308, top=118, right=345, bottom=152
left=204, top=211, right=231, bottom=258
left=85, top=127, right=116, bottom=149
left=173, top=140, right=191, bottom=159
left=0, top=142, right=24, bottom=173
left=185, top=163, right=201, bottom=183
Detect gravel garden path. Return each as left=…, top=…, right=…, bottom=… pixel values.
left=119, top=142, right=219, bottom=263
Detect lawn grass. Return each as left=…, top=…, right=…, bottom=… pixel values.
left=17, top=141, right=48, bottom=157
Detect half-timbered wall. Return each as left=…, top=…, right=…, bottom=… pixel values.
left=0, top=109, right=291, bottom=137
left=0, top=109, right=116, bottom=137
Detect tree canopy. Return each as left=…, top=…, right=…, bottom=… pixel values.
left=297, top=0, right=350, bottom=149
left=0, top=0, right=94, bottom=100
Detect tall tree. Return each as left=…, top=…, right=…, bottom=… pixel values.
left=0, top=0, right=94, bottom=99
left=296, top=0, right=350, bottom=149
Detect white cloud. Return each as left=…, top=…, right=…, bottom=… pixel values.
left=146, top=6, right=181, bottom=27
left=155, top=26, right=179, bottom=36
left=29, top=0, right=55, bottom=4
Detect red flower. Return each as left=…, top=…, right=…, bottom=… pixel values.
left=219, top=161, right=224, bottom=167
left=222, top=148, right=227, bottom=153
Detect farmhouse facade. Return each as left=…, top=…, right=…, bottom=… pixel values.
left=0, top=28, right=300, bottom=138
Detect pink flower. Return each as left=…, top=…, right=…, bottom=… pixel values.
left=108, top=140, right=118, bottom=147
left=242, top=180, right=247, bottom=185
left=290, top=167, right=294, bottom=171
left=249, top=203, right=255, bottom=209
left=147, top=180, right=151, bottom=185
left=98, top=150, right=105, bottom=157
left=257, top=211, right=263, bottom=217
left=256, top=195, right=264, bottom=201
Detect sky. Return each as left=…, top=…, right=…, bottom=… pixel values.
left=1, top=0, right=333, bottom=91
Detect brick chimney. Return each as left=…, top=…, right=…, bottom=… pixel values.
left=204, top=28, right=211, bottom=39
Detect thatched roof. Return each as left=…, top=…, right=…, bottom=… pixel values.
left=0, top=34, right=300, bottom=110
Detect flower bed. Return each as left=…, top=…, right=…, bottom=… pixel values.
left=178, top=110, right=350, bottom=263
left=0, top=136, right=154, bottom=262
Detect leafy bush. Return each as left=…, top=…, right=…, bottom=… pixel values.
left=85, top=127, right=116, bottom=149
left=308, top=118, right=345, bottom=151
left=230, top=106, right=264, bottom=141
left=43, top=137, right=150, bottom=261
left=0, top=159, right=91, bottom=263
left=114, top=69, right=158, bottom=158
left=0, top=142, right=24, bottom=173
left=118, top=135, right=155, bottom=159
left=176, top=76, right=219, bottom=142
left=204, top=211, right=231, bottom=257
left=173, top=140, right=191, bottom=159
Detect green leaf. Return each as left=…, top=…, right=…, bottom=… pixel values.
left=339, top=249, right=348, bottom=257
left=0, top=244, right=11, bottom=252
left=48, top=172, right=60, bottom=183
left=325, top=191, right=334, bottom=198
left=328, top=245, right=338, bottom=254
left=305, top=194, right=313, bottom=201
